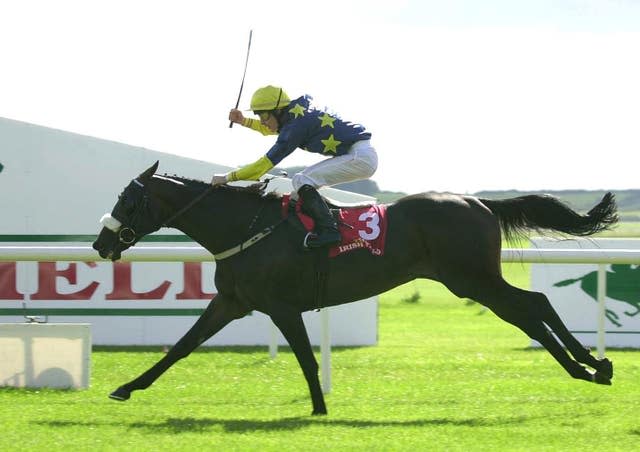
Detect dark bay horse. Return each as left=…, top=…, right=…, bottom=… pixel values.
left=93, top=161, right=618, bottom=415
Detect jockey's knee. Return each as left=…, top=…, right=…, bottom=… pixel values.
left=292, top=173, right=319, bottom=193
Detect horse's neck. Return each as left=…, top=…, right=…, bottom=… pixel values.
left=167, top=187, right=278, bottom=253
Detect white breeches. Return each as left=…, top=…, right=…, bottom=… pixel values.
left=291, top=140, right=378, bottom=192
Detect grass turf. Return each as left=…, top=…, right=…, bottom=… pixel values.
left=1, top=263, right=639, bottom=451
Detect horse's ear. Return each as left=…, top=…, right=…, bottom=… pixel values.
left=138, top=161, right=159, bottom=181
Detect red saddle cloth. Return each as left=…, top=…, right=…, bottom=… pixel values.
left=281, top=194, right=388, bottom=258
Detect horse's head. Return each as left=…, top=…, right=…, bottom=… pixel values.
left=93, top=161, right=163, bottom=261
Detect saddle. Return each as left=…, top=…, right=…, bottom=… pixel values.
left=281, top=194, right=388, bottom=258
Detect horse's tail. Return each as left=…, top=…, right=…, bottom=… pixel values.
left=480, top=192, right=618, bottom=242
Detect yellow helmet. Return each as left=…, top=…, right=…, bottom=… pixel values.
left=250, top=85, right=290, bottom=112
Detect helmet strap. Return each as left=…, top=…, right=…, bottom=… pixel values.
left=273, top=108, right=288, bottom=132
left=271, top=88, right=287, bottom=131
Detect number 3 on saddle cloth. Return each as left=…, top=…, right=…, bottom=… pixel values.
left=281, top=194, right=388, bottom=258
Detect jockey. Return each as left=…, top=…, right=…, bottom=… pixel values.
left=212, top=85, right=378, bottom=248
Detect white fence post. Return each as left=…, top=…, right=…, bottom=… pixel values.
left=597, top=264, right=607, bottom=359
left=321, top=308, right=331, bottom=394
left=269, top=321, right=278, bottom=359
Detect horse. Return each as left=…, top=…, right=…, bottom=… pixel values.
left=93, top=161, right=618, bottom=415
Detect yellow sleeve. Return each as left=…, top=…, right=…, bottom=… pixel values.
left=228, top=156, right=275, bottom=181
left=242, top=118, right=278, bottom=136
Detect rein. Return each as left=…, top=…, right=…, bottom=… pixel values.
left=161, top=185, right=214, bottom=228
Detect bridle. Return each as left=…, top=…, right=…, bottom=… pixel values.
left=113, top=178, right=214, bottom=246
left=115, top=179, right=152, bottom=246
left=110, top=176, right=286, bottom=260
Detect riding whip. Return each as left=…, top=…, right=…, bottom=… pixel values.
left=229, top=29, right=253, bottom=128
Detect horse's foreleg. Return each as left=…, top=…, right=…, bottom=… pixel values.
left=269, top=305, right=327, bottom=416
left=110, top=294, right=247, bottom=401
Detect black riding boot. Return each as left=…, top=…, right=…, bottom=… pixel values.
left=298, top=185, right=341, bottom=248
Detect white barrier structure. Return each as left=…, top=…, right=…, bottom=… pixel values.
left=2, top=245, right=639, bottom=265
left=502, top=248, right=640, bottom=264
left=0, top=116, right=378, bottom=350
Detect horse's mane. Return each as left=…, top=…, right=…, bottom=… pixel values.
left=155, top=174, right=281, bottom=201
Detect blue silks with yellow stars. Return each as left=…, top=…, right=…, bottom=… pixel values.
left=266, top=95, right=371, bottom=166
left=229, top=95, right=371, bottom=182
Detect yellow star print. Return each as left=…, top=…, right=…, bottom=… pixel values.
left=289, top=103, right=305, bottom=118
left=319, top=113, right=336, bottom=128
left=321, top=134, right=342, bottom=154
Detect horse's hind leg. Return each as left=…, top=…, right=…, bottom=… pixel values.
left=110, top=294, right=249, bottom=401
left=527, top=322, right=607, bottom=384
left=527, top=290, right=613, bottom=381
left=472, top=278, right=603, bottom=384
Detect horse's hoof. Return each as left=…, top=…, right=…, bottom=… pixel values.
left=594, top=371, right=612, bottom=386
left=312, top=408, right=328, bottom=416
left=599, top=358, right=614, bottom=380
left=109, top=387, right=131, bottom=401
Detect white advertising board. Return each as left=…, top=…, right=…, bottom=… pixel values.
left=531, top=238, right=640, bottom=348
left=0, top=117, right=378, bottom=346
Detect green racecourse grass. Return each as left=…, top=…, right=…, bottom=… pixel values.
left=2, top=234, right=640, bottom=451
